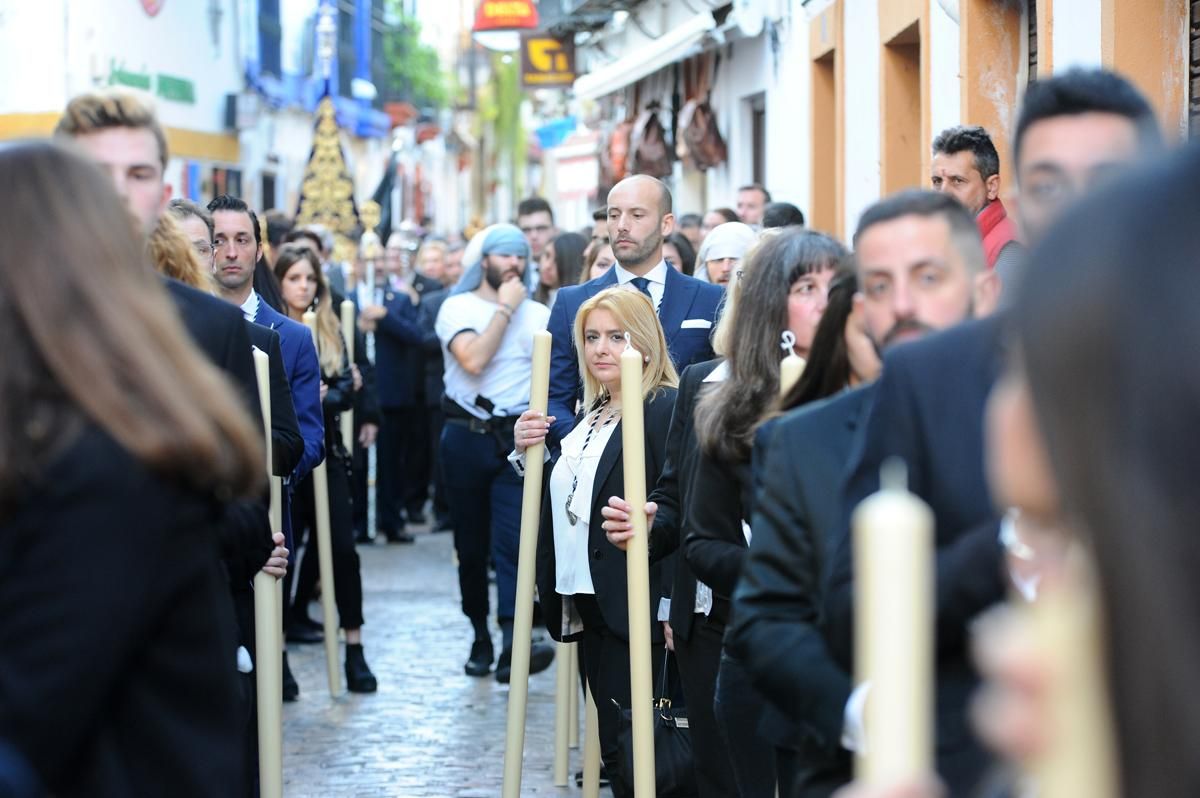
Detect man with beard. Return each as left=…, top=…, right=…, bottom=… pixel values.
left=434, top=224, right=556, bottom=682
left=819, top=68, right=1163, bottom=797
left=727, top=190, right=995, bottom=798
left=545, top=175, right=723, bottom=446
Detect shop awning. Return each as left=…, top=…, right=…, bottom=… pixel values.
left=572, top=11, right=715, bottom=101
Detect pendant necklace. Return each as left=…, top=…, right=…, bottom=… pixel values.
left=564, top=396, right=619, bottom=526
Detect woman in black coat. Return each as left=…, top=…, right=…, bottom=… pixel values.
left=275, top=245, right=377, bottom=694
left=514, top=287, right=678, bottom=797
left=0, top=142, right=267, bottom=797
left=686, top=230, right=847, bottom=798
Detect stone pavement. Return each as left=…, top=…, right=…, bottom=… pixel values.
left=283, top=525, right=582, bottom=797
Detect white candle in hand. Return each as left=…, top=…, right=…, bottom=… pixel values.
left=853, top=459, right=934, bottom=784
left=779, top=331, right=806, bottom=397
left=620, top=334, right=656, bottom=797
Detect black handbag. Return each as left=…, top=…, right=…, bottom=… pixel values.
left=614, top=652, right=697, bottom=797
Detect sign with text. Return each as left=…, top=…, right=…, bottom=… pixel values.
left=520, top=34, right=576, bottom=88
left=474, top=0, right=538, bottom=31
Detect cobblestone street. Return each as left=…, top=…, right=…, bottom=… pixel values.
left=283, top=526, right=575, bottom=797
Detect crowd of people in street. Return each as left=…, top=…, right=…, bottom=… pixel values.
left=3, top=62, right=1200, bottom=798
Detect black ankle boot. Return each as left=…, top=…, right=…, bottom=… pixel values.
left=282, top=652, right=299, bottom=702
left=344, top=644, right=378, bottom=693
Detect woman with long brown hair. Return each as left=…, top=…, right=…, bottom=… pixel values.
left=688, top=228, right=847, bottom=797
left=0, top=141, right=264, bottom=795
left=273, top=244, right=378, bottom=694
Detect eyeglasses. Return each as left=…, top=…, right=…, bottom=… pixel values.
left=520, top=224, right=552, bottom=235
left=193, top=241, right=214, bottom=258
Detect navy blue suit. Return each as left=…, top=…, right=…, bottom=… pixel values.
left=546, top=266, right=723, bottom=445
left=251, top=296, right=325, bottom=553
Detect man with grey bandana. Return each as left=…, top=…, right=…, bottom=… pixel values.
left=434, top=224, right=557, bottom=681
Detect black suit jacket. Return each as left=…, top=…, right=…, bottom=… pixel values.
left=645, top=360, right=720, bottom=641
left=536, top=388, right=676, bottom=643
left=0, top=425, right=243, bottom=796
left=727, top=386, right=872, bottom=780
left=825, top=316, right=1009, bottom=795
left=418, top=288, right=449, bottom=408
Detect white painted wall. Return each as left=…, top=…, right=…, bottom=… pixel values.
left=1052, top=0, right=1102, bottom=71
left=0, top=0, right=68, bottom=113
left=764, top=7, right=812, bottom=216
left=841, top=0, right=881, bottom=239
left=929, top=0, right=962, bottom=144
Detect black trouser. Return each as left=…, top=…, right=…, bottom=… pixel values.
left=714, top=650, right=777, bottom=798
left=575, top=594, right=665, bottom=798
left=674, top=616, right=738, bottom=797
left=286, top=453, right=365, bottom=630
left=376, top=407, right=411, bottom=534
left=427, top=405, right=450, bottom=523
left=351, top=424, right=370, bottom=536
left=402, top=404, right=432, bottom=517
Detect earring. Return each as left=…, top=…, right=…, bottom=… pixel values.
left=644, top=355, right=650, bottom=363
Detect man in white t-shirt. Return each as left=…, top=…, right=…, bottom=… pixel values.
left=435, top=224, right=556, bottom=683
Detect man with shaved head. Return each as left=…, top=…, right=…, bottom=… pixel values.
left=544, top=175, right=724, bottom=446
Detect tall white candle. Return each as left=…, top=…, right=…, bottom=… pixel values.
left=620, top=339, right=656, bottom=797
left=501, top=330, right=553, bottom=798
left=340, top=299, right=355, bottom=450
left=853, top=460, right=934, bottom=784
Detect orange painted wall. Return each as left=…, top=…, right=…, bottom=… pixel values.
left=810, top=0, right=844, bottom=237
left=1102, top=0, right=1189, bottom=140
left=961, top=0, right=1021, bottom=196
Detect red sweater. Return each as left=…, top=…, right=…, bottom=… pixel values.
left=977, top=199, right=1019, bottom=269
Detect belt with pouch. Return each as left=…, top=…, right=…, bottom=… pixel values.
left=442, top=397, right=520, bottom=436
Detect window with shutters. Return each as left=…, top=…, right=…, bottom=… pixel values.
left=1027, top=0, right=1038, bottom=84
left=1190, top=0, right=1200, bottom=136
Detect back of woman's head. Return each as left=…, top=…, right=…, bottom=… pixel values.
left=1015, top=147, right=1200, bottom=798
left=573, top=286, right=679, bottom=409
left=0, top=141, right=263, bottom=506
left=552, top=232, right=588, bottom=287
left=780, top=274, right=859, bottom=411
left=697, top=229, right=848, bottom=462
left=149, top=212, right=214, bottom=292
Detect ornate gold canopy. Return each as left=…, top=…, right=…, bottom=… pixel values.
left=295, top=96, right=361, bottom=257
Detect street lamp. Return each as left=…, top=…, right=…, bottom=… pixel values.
left=471, top=0, right=539, bottom=52
left=316, top=1, right=337, bottom=82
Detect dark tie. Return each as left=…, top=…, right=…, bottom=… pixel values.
left=631, top=276, right=652, bottom=299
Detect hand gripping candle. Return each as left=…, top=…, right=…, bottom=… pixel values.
left=501, top=329, right=553, bottom=798
left=853, top=459, right=934, bottom=784
left=251, top=348, right=283, bottom=798
left=621, top=332, right=656, bottom=796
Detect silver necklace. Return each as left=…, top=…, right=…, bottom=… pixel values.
left=564, top=397, right=620, bottom=526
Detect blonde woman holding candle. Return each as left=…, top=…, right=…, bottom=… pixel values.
left=274, top=245, right=378, bottom=695
left=513, top=287, right=678, bottom=797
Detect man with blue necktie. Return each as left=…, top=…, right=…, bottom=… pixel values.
left=545, top=175, right=724, bottom=446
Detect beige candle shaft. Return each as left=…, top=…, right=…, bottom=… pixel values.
left=312, top=460, right=342, bottom=696
left=620, top=346, right=656, bottom=797
left=554, top=642, right=572, bottom=786
left=339, top=300, right=355, bottom=452
left=852, top=483, right=934, bottom=784
left=251, top=350, right=283, bottom=798
left=1028, top=573, right=1118, bottom=798
left=302, top=311, right=342, bottom=696
left=500, top=330, right=553, bottom=798
left=582, top=683, right=602, bottom=798
left=780, top=354, right=806, bottom=397
left=568, top=644, right=580, bottom=749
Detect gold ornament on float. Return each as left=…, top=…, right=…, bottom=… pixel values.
left=295, top=96, right=360, bottom=258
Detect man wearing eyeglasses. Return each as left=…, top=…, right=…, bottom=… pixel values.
left=516, top=196, right=557, bottom=262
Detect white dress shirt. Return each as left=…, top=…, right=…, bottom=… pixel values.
left=549, top=416, right=619, bottom=596
left=238, top=290, right=260, bottom=323
left=613, top=260, right=668, bottom=311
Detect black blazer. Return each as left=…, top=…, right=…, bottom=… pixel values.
left=418, top=288, right=449, bottom=408
left=646, top=359, right=720, bottom=641
left=536, top=387, right=677, bottom=643
left=727, top=386, right=872, bottom=776
left=0, top=425, right=244, bottom=797
left=824, top=316, right=1009, bottom=795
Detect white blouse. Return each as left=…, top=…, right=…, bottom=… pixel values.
left=549, top=414, right=619, bottom=596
